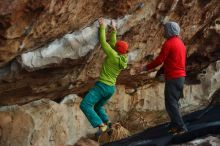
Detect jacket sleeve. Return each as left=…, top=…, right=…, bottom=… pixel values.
left=109, top=30, right=117, bottom=48
left=99, top=25, right=118, bottom=57
left=146, top=41, right=170, bottom=70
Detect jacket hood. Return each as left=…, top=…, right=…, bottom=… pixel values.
left=164, top=21, right=180, bottom=38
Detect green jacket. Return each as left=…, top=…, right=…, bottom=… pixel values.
left=98, top=25, right=128, bottom=86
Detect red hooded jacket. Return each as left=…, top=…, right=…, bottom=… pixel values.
left=146, top=36, right=186, bottom=80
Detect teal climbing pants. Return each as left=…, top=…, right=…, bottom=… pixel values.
left=80, top=81, right=116, bottom=128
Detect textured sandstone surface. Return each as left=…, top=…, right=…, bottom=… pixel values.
left=0, top=62, right=219, bottom=146
left=0, top=0, right=219, bottom=105
left=0, top=95, right=96, bottom=146
left=0, top=0, right=220, bottom=105
left=0, top=0, right=219, bottom=146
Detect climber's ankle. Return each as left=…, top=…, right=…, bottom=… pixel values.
left=99, top=124, right=108, bottom=132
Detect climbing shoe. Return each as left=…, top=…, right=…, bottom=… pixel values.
left=95, top=124, right=108, bottom=138
left=95, top=123, right=114, bottom=139
left=100, top=124, right=108, bottom=132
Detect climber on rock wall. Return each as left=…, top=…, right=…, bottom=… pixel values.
left=80, top=17, right=128, bottom=136
left=134, top=21, right=188, bottom=135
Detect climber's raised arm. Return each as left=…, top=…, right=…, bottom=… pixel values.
left=109, top=20, right=117, bottom=48
left=98, top=17, right=117, bottom=57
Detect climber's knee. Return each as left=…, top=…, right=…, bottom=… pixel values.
left=80, top=101, right=87, bottom=112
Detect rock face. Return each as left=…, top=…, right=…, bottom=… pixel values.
left=0, top=0, right=220, bottom=105
left=19, top=17, right=129, bottom=70
left=73, top=137, right=99, bottom=146
left=0, top=65, right=219, bottom=146
left=0, top=0, right=219, bottom=105
left=0, top=0, right=103, bottom=65
left=0, top=0, right=219, bottom=146
left=0, top=0, right=143, bottom=66
left=0, top=95, right=96, bottom=146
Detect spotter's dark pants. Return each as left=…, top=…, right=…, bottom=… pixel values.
left=165, top=77, right=187, bottom=130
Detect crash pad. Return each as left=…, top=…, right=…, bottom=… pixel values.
left=102, top=103, right=220, bottom=146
